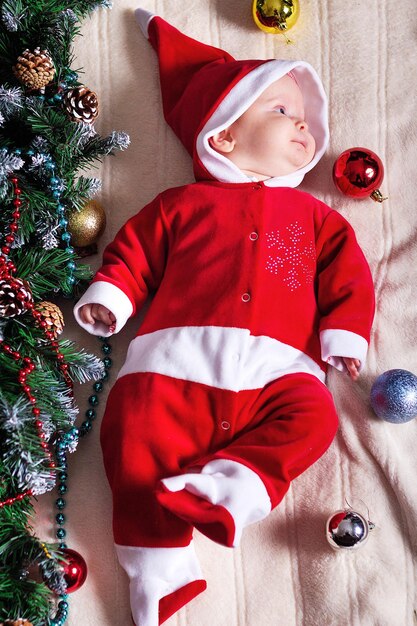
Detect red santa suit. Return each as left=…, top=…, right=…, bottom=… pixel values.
left=74, top=10, right=375, bottom=626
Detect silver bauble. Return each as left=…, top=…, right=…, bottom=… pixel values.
left=326, top=510, right=374, bottom=550
left=370, top=369, right=417, bottom=423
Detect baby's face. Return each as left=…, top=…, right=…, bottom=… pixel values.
left=226, top=75, right=316, bottom=179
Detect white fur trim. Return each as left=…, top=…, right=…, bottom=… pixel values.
left=116, top=541, right=203, bottom=626
left=117, top=326, right=326, bottom=389
left=320, top=329, right=369, bottom=373
left=73, top=281, right=133, bottom=337
left=196, top=60, right=329, bottom=187
left=161, top=459, right=272, bottom=547
left=134, top=8, right=155, bottom=38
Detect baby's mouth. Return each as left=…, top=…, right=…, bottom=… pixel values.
left=292, top=138, right=307, bottom=149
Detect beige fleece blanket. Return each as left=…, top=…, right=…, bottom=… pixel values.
left=36, top=1, right=417, bottom=624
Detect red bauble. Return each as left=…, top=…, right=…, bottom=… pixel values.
left=333, top=147, right=387, bottom=202
left=62, top=548, right=87, bottom=592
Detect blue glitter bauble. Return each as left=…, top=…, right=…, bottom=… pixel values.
left=370, top=369, right=417, bottom=423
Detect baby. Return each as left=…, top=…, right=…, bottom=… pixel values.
left=74, top=9, right=375, bottom=626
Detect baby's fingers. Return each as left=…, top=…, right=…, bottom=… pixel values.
left=91, top=304, right=111, bottom=325
left=80, top=304, right=95, bottom=324
left=345, top=358, right=361, bottom=381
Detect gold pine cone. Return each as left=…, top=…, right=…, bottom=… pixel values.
left=36, top=301, right=65, bottom=337
left=13, top=47, right=55, bottom=89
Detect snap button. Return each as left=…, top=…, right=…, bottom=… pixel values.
left=253, top=182, right=263, bottom=190
left=241, top=292, right=251, bottom=302
left=233, top=353, right=240, bottom=361
left=249, top=232, right=258, bottom=241
left=221, top=420, right=231, bottom=430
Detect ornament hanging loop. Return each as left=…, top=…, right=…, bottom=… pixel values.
left=344, top=497, right=375, bottom=531
left=370, top=189, right=388, bottom=203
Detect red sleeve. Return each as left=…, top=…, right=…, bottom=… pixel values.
left=315, top=210, right=375, bottom=341
left=92, top=194, right=170, bottom=315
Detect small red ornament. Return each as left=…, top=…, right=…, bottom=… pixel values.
left=61, top=548, right=87, bottom=593
left=333, top=147, right=387, bottom=202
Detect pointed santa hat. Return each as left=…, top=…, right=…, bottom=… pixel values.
left=135, top=9, right=329, bottom=187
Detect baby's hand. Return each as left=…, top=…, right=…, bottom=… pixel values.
left=79, top=303, right=116, bottom=332
left=343, top=357, right=361, bottom=381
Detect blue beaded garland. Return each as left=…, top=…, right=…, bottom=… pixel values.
left=39, top=153, right=77, bottom=294
left=51, top=338, right=112, bottom=623
left=101, top=343, right=112, bottom=355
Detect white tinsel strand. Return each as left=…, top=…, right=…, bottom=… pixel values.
left=56, top=391, right=79, bottom=426
left=104, top=131, right=131, bottom=152
left=0, top=148, right=24, bottom=183
left=30, top=135, right=49, bottom=153
left=27, top=471, right=56, bottom=496
left=15, top=453, right=56, bottom=495
left=0, top=86, right=24, bottom=114
left=61, top=9, right=78, bottom=23
left=0, top=394, right=31, bottom=429
left=77, top=123, right=98, bottom=148
left=0, top=112, right=4, bottom=127
left=87, top=177, right=102, bottom=197
left=35, top=218, right=61, bottom=250
left=66, top=352, right=105, bottom=384
left=1, top=7, right=19, bottom=31
left=40, top=228, right=60, bottom=250
left=29, top=153, right=50, bottom=171
left=8, top=230, right=25, bottom=249
left=0, top=181, right=8, bottom=201
left=0, top=396, right=56, bottom=495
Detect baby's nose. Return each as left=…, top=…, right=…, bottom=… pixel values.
left=295, top=119, right=308, bottom=131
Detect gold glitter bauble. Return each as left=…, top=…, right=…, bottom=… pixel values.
left=67, top=200, right=106, bottom=248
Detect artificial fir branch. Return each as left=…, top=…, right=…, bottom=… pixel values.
left=0, top=1, right=128, bottom=622
left=14, top=248, right=91, bottom=297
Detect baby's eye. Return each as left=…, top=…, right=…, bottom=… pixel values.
left=275, top=106, right=287, bottom=115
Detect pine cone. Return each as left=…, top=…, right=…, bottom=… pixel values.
left=36, top=301, right=65, bottom=337
left=0, top=620, right=34, bottom=626
left=13, top=48, right=55, bottom=89
left=0, top=277, right=33, bottom=317
left=63, top=86, right=99, bottom=124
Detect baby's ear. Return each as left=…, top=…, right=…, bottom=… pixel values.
left=208, top=128, right=236, bottom=154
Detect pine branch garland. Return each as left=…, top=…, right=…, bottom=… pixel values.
left=0, top=1, right=128, bottom=623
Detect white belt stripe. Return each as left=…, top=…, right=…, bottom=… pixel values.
left=117, top=326, right=325, bottom=391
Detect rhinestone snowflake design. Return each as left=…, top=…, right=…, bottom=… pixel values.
left=265, top=222, right=316, bottom=291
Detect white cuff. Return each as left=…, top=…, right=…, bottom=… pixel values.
left=116, top=541, right=204, bottom=626
left=73, top=281, right=133, bottom=337
left=134, top=8, right=155, bottom=38
left=320, top=329, right=369, bottom=373
left=161, top=459, right=272, bottom=547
